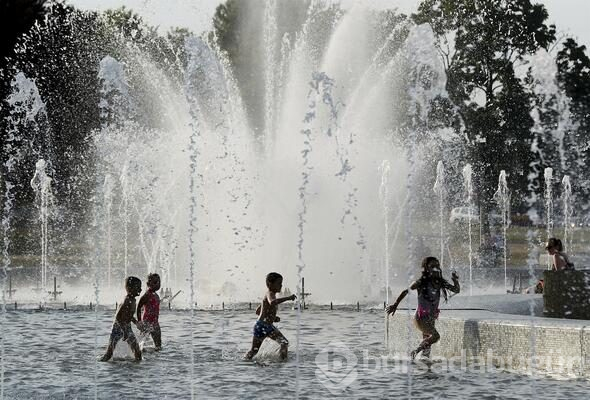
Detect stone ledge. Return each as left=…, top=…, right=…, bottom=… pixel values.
left=385, top=310, right=590, bottom=377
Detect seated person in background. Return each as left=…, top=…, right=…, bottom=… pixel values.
left=525, top=279, right=544, bottom=294
left=545, top=237, right=574, bottom=271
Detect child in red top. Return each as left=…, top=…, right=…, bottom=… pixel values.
left=137, top=273, right=162, bottom=351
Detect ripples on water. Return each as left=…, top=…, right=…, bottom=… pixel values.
left=1, top=307, right=589, bottom=399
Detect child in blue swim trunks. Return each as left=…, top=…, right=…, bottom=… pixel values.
left=244, top=272, right=296, bottom=360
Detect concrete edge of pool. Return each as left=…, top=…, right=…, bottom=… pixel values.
left=385, top=308, right=590, bottom=378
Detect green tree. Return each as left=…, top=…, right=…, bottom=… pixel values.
left=414, top=0, right=556, bottom=233
left=556, top=38, right=590, bottom=207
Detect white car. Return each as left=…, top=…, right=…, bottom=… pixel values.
left=449, top=207, right=502, bottom=224
left=449, top=207, right=479, bottom=224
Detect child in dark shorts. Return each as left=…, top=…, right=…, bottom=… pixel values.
left=100, top=276, right=142, bottom=361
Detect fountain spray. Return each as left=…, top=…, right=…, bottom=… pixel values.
left=462, top=164, right=474, bottom=296
left=30, top=159, right=53, bottom=292
left=379, top=160, right=391, bottom=304
left=493, top=170, right=510, bottom=293
left=544, top=167, right=553, bottom=269
left=433, top=161, right=446, bottom=268
left=562, top=175, right=572, bottom=253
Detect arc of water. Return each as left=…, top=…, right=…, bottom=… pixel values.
left=433, top=161, right=446, bottom=268
left=462, top=164, right=473, bottom=296
left=493, top=170, right=510, bottom=293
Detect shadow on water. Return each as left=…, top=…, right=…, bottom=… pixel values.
left=463, top=318, right=482, bottom=356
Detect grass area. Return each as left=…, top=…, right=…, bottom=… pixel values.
left=446, top=223, right=589, bottom=268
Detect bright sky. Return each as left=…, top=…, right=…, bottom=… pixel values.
left=67, top=0, right=590, bottom=50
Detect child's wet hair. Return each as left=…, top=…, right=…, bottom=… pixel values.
left=126, top=276, right=141, bottom=289
left=419, top=256, right=449, bottom=302
left=546, top=237, right=563, bottom=252
left=421, top=257, right=439, bottom=271
left=266, top=272, right=283, bottom=287
left=148, top=273, right=161, bottom=283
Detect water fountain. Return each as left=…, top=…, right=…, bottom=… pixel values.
left=462, top=164, right=474, bottom=296
left=493, top=170, right=510, bottom=293
left=544, top=167, right=554, bottom=268
left=562, top=175, right=572, bottom=252
left=379, top=160, right=391, bottom=304
left=433, top=161, right=446, bottom=268
left=5, top=1, right=590, bottom=398
left=103, top=175, right=113, bottom=287
left=119, top=163, right=131, bottom=279
left=0, top=167, right=14, bottom=400
left=30, top=159, right=53, bottom=293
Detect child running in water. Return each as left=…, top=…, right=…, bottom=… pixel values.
left=100, top=276, right=142, bottom=362
left=137, top=273, right=162, bottom=351
left=244, top=272, right=296, bottom=360
left=386, top=257, right=460, bottom=360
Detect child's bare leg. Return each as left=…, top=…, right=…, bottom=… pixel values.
left=100, top=338, right=118, bottom=361
left=416, top=327, right=439, bottom=354
left=128, top=336, right=142, bottom=361
left=421, top=333, right=431, bottom=358
left=412, top=319, right=438, bottom=359
left=269, top=330, right=289, bottom=360
left=245, top=337, right=264, bottom=360
left=151, top=325, right=162, bottom=350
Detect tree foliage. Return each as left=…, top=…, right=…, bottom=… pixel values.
left=414, top=0, right=556, bottom=220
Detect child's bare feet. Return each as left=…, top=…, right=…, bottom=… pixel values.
left=99, top=354, right=111, bottom=362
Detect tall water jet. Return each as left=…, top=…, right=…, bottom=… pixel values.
left=433, top=161, right=446, bottom=267
left=544, top=167, right=553, bottom=268
left=379, top=160, right=391, bottom=304
left=0, top=171, right=15, bottom=399
left=185, top=35, right=204, bottom=400
left=263, top=0, right=279, bottom=151
left=119, top=163, right=131, bottom=279
left=103, top=175, right=113, bottom=287
left=30, top=159, right=53, bottom=292
left=294, top=72, right=329, bottom=397
left=493, top=170, right=510, bottom=293
left=462, top=164, right=474, bottom=296
left=562, top=175, right=572, bottom=252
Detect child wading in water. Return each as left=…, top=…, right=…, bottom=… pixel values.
left=100, top=276, right=143, bottom=361
left=386, top=257, right=460, bottom=360
left=137, top=273, right=162, bottom=351
left=244, top=272, right=296, bottom=360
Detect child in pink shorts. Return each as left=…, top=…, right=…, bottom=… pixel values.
left=137, top=273, right=162, bottom=351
